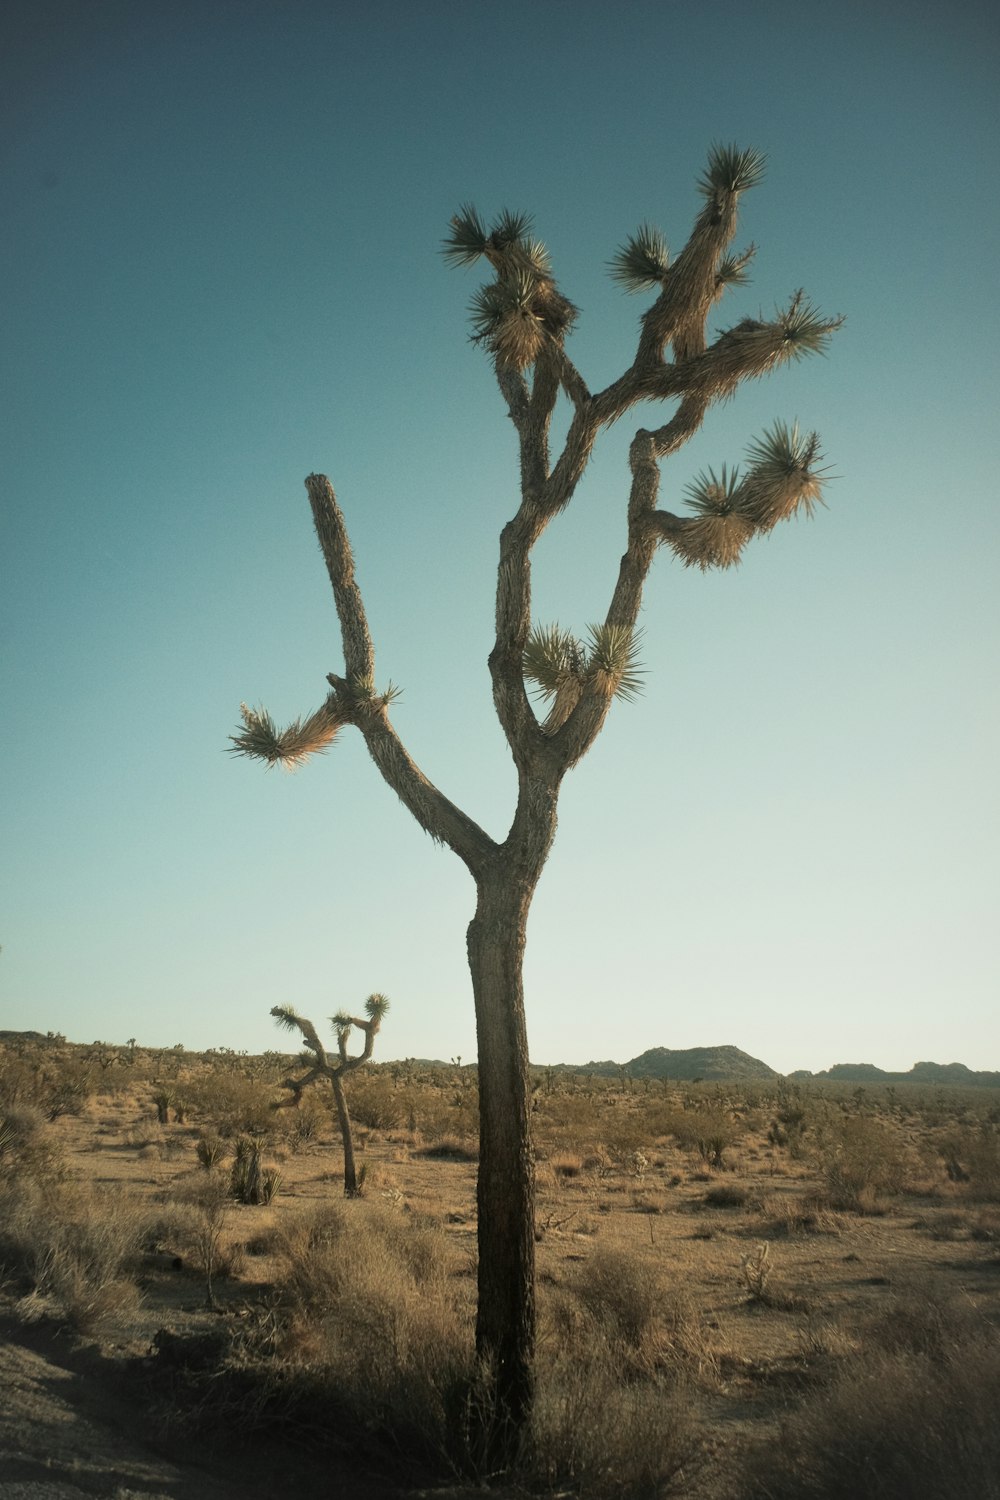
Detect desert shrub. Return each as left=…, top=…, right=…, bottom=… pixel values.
left=184, top=1072, right=277, bottom=1136
left=571, top=1244, right=663, bottom=1354
left=415, top=1134, right=478, bottom=1161
left=269, top=1200, right=472, bottom=1468
left=346, top=1077, right=404, bottom=1131
left=813, top=1115, right=909, bottom=1211
left=935, top=1122, right=1000, bottom=1201
left=0, top=1175, right=147, bottom=1332
left=275, top=1092, right=328, bottom=1149
left=654, top=1106, right=742, bottom=1167
left=528, top=1343, right=703, bottom=1498
left=173, top=1173, right=245, bottom=1304
left=0, top=1105, right=61, bottom=1178
left=704, top=1182, right=749, bottom=1208
left=736, top=1290, right=1000, bottom=1499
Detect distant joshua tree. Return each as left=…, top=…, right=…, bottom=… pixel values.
left=231, top=144, right=841, bottom=1463
left=271, top=994, right=388, bottom=1196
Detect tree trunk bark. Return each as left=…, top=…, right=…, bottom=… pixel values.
left=330, top=1073, right=359, bottom=1196
left=466, top=852, right=543, bottom=1470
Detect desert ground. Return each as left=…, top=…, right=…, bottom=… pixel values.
left=1, top=1040, right=998, bottom=1499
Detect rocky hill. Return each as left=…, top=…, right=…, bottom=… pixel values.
left=568, top=1044, right=777, bottom=1082
left=790, top=1060, right=1000, bottom=1088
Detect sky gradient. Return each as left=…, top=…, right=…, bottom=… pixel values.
left=3, top=0, right=998, bottom=1073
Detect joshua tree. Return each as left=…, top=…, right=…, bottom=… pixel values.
left=231, top=144, right=841, bottom=1463
left=271, top=994, right=388, bottom=1196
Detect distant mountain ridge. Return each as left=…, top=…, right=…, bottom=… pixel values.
left=789, top=1060, right=1000, bottom=1088
left=560, top=1044, right=778, bottom=1082
left=1, top=1032, right=996, bottom=1085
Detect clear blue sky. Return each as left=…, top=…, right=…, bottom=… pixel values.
left=3, top=0, right=997, bottom=1073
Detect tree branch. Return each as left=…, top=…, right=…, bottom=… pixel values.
left=333, top=683, right=496, bottom=875
left=306, top=473, right=375, bottom=683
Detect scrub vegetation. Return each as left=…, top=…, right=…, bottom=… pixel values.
left=2, top=1033, right=998, bottom=1498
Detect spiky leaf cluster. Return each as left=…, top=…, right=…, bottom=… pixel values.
left=341, top=674, right=401, bottom=709
left=608, top=224, right=670, bottom=293
left=742, top=420, right=829, bottom=529
left=229, top=698, right=344, bottom=770
left=698, top=143, right=767, bottom=198
left=584, top=623, right=645, bottom=702
left=692, top=294, right=843, bottom=396
left=523, top=623, right=644, bottom=709
left=445, top=204, right=575, bottom=369
left=365, top=993, right=391, bottom=1021
left=666, top=422, right=830, bottom=569
left=715, top=245, right=756, bottom=292
left=775, top=291, right=844, bottom=363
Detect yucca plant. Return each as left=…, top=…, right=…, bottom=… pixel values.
left=229, top=1134, right=280, bottom=1205
left=231, top=144, right=842, bottom=1467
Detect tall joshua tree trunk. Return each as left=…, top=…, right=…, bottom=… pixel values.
left=232, top=146, right=841, bottom=1466
left=467, top=776, right=559, bottom=1449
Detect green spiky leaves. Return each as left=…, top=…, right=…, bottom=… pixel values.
left=698, top=143, right=767, bottom=199
left=230, top=678, right=401, bottom=771
left=742, top=420, right=830, bottom=528
left=523, top=622, right=644, bottom=727
left=665, top=422, right=831, bottom=570
left=775, top=290, right=844, bottom=363
left=608, top=224, right=670, bottom=293
left=445, top=203, right=575, bottom=369
left=364, top=993, right=390, bottom=1022
left=442, top=205, right=543, bottom=269
left=716, top=245, right=756, bottom=291
left=523, top=624, right=587, bottom=701
left=441, top=203, right=491, bottom=266
left=229, top=698, right=344, bottom=770
left=585, top=623, right=646, bottom=703
left=672, top=465, right=755, bottom=570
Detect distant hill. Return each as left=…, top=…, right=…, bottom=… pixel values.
left=791, top=1060, right=1000, bottom=1089
left=569, top=1045, right=777, bottom=1082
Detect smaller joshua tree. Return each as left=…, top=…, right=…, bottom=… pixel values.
left=271, top=995, right=389, bottom=1196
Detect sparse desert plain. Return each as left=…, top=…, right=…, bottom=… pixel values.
left=1, top=1037, right=998, bottom=1499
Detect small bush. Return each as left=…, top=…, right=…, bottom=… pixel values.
left=0, top=1175, right=147, bottom=1333
left=347, top=1078, right=404, bottom=1131
left=529, top=1343, right=703, bottom=1498
left=268, top=1200, right=472, bottom=1471
left=704, top=1182, right=749, bottom=1208
left=813, top=1116, right=909, bottom=1211
left=572, top=1244, right=663, bottom=1354
left=736, top=1294, right=1000, bottom=1499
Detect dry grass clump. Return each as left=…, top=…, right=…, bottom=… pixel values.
left=263, top=1200, right=473, bottom=1466
left=736, top=1283, right=1000, bottom=1500
left=935, top=1122, right=1000, bottom=1201
left=0, top=1173, right=147, bottom=1332
left=528, top=1345, right=703, bottom=1498
left=703, top=1181, right=750, bottom=1209
left=414, top=1133, right=478, bottom=1161
left=528, top=1245, right=709, bottom=1494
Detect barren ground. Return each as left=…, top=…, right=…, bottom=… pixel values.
left=2, top=1077, right=998, bottom=1499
